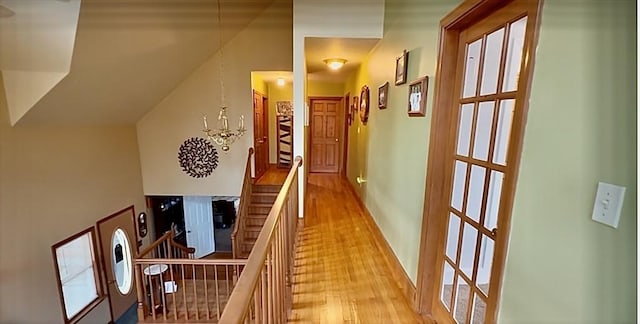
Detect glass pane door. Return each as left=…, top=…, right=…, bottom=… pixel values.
left=439, top=15, right=528, bottom=324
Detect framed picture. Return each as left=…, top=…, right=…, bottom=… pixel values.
left=345, top=94, right=352, bottom=126
left=408, top=76, right=428, bottom=117
left=359, top=86, right=370, bottom=124
left=395, top=50, right=409, bottom=85
left=276, top=101, right=293, bottom=116
left=378, top=82, right=389, bottom=109
left=352, top=96, right=358, bottom=124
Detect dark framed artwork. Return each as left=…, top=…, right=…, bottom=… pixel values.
left=408, top=76, right=428, bottom=117
left=351, top=96, right=358, bottom=125
left=378, top=82, right=389, bottom=109
left=359, top=86, right=370, bottom=124
left=395, top=50, right=409, bottom=85
left=137, top=212, right=148, bottom=238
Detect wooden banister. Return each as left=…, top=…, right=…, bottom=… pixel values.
left=220, top=156, right=302, bottom=323
left=232, top=147, right=254, bottom=258
left=137, top=232, right=171, bottom=258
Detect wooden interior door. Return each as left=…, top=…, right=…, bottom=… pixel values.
left=253, top=90, right=269, bottom=179
left=309, top=98, right=343, bottom=173
left=417, top=0, right=542, bottom=323
left=97, top=206, right=138, bottom=321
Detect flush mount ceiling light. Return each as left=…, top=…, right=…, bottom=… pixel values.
left=323, top=58, right=347, bottom=70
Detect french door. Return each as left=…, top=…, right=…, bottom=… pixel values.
left=417, top=0, right=542, bottom=323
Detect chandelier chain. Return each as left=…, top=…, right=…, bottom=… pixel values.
left=217, top=0, right=226, bottom=107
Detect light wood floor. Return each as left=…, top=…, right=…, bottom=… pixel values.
left=289, top=173, right=424, bottom=323
left=255, top=164, right=289, bottom=185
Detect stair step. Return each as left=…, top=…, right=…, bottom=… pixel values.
left=245, top=225, right=262, bottom=233
left=245, top=217, right=266, bottom=227
left=248, top=203, right=273, bottom=214
left=252, top=184, right=282, bottom=193
left=251, top=192, right=278, bottom=204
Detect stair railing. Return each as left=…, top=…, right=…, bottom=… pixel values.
left=134, top=231, right=248, bottom=322
left=231, top=147, right=254, bottom=258
left=219, top=156, right=302, bottom=323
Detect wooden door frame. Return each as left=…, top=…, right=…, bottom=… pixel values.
left=252, top=90, right=269, bottom=179
left=341, top=93, right=350, bottom=177
left=96, top=205, right=137, bottom=322
left=307, top=96, right=345, bottom=173
left=415, top=0, right=543, bottom=322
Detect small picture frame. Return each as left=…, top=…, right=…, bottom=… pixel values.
left=359, top=86, right=370, bottom=124
left=408, top=76, right=428, bottom=117
left=378, top=82, right=389, bottom=109
left=351, top=96, right=358, bottom=124
left=395, top=50, right=409, bottom=86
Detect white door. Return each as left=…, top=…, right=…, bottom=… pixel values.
left=182, top=196, right=215, bottom=258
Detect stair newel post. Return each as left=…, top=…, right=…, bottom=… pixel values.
left=135, top=263, right=146, bottom=320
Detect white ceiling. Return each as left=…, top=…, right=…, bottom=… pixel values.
left=6, top=0, right=275, bottom=125
left=305, top=37, right=380, bottom=83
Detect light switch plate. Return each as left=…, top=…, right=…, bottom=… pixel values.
left=591, top=182, right=626, bottom=228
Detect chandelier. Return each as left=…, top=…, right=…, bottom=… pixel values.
left=201, top=0, right=246, bottom=152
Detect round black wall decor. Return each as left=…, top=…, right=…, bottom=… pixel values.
left=178, top=137, right=219, bottom=178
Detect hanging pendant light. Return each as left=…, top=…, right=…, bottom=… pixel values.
left=202, top=0, right=246, bottom=152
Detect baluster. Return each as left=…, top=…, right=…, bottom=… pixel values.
left=261, top=267, right=268, bottom=324
left=204, top=264, right=210, bottom=319
left=192, top=262, right=199, bottom=320
left=214, top=263, right=221, bottom=320
left=181, top=264, right=189, bottom=320
left=149, top=268, right=156, bottom=320
left=169, top=261, right=177, bottom=321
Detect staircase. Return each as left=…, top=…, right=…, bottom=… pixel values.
left=239, top=183, right=281, bottom=257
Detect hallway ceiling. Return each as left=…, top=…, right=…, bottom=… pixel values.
left=305, top=37, right=380, bottom=83
left=12, top=0, right=274, bottom=125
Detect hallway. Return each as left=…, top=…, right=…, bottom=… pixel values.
left=288, top=173, right=423, bottom=323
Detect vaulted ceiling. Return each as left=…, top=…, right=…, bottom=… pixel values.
left=0, top=0, right=274, bottom=125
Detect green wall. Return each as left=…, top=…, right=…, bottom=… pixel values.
left=343, top=0, right=460, bottom=283
left=500, top=0, right=637, bottom=322
left=345, top=0, right=636, bottom=321
left=308, top=80, right=345, bottom=97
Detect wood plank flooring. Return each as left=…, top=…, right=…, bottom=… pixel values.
left=255, top=164, right=288, bottom=185
left=289, top=173, right=423, bottom=323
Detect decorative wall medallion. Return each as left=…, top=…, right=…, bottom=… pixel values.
left=178, top=137, right=219, bottom=178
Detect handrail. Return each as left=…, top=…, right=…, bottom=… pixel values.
left=137, top=231, right=194, bottom=258
left=136, top=258, right=248, bottom=265
left=219, top=156, right=302, bottom=323
left=231, top=147, right=254, bottom=258
left=137, top=231, right=171, bottom=258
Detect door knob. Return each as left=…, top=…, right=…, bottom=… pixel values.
left=335, top=138, right=339, bottom=142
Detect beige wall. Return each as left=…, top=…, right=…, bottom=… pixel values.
left=500, top=0, right=636, bottom=322
left=0, top=76, right=147, bottom=322
left=137, top=0, right=292, bottom=196
left=267, top=81, right=293, bottom=164
left=344, top=0, right=636, bottom=321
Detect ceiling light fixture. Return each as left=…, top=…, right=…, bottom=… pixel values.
left=276, top=77, right=286, bottom=86
left=202, top=0, right=246, bottom=152
left=323, top=58, right=347, bottom=70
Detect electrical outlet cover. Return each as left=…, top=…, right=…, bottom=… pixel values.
left=591, top=182, right=626, bottom=228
